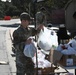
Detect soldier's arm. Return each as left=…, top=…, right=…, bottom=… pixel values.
left=30, top=25, right=44, bottom=36
left=12, top=30, right=25, bottom=50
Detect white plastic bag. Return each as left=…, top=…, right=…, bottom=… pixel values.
left=68, top=39, right=76, bottom=50
left=23, top=43, right=37, bottom=58
left=37, top=26, right=58, bottom=51
left=32, top=50, right=51, bottom=68
left=61, top=45, right=76, bottom=55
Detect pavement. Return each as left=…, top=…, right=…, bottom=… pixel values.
left=0, top=19, right=20, bottom=25
left=0, top=26, right=16, bottom=75
left=0, top=19, right=75, bottom=75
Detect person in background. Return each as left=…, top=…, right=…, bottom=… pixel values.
left=13, top=12, right=43, bottom=75
left=57, top=24, right=70, bottom=45
left=35, top=11, right=46, bottom=49
left=36, top=11, right=46, bottom=29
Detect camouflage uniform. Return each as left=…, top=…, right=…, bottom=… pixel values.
left=36, top=11, right=46, bottom=28
left=36, top=11, right=46, bottom=41
left=13, top=25, right=37, bottom=75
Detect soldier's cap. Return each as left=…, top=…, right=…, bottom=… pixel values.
left=20, top=12, right=30, bottom=21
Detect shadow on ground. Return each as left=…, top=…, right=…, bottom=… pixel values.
left=0, top=24, right=19, bottom=28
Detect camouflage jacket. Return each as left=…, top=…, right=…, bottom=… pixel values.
left=13, top=25, right=37, bottom=64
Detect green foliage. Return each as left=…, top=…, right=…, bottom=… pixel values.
left=53, top=0, right=69, bottom=9
left=0, top=0, right=69, bottom=19
left=6, top=5, right=20, bottom=16
left=0, top=1, right=5, bottom=18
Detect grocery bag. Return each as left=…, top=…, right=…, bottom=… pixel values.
left=23, top=42, right=37, bottom=58
left=37, top=26, right=58, bottom=51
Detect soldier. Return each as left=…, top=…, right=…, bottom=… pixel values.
left=57, top=25, right=70, bottom=44
left=35, top=11, right=46, bottom=50
left=36, top=11, right=46, bottom=27
left=13, top=12, right=43, bottom=75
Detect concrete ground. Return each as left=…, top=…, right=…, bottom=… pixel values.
left=0, top=26, right=16, bottom=75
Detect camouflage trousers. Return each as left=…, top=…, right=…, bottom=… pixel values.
left=16, top=58, right=35, bottom=75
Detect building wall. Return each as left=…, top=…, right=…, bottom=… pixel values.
left=65, top=0, right=76, bottom=33
left=51, top=9, right=65, bottom=24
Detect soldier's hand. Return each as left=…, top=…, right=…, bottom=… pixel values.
left=37, top=24, right=44, bottom=30
left=26, top=38, right=32, bottom=44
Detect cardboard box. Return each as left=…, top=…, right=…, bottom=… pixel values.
left=45, top=49, right=76, bottom=67
left=58, top=55, right=76, bottom=66
left=34, top=67, right=56, bottom=75
left=49, top=49, right=63, bottom=65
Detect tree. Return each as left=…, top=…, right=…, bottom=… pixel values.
left=0, top=1, right=5, bottom=18
left=11, top=0, right=32, bottom=12
left=53, top=0, right=69, bottom=9
left=0, top=0, right=69, bottom=19
left=6, top=5, right=20, bottom=16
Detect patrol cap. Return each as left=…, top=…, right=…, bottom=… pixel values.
left=20, top=12, right=30, bottom=21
